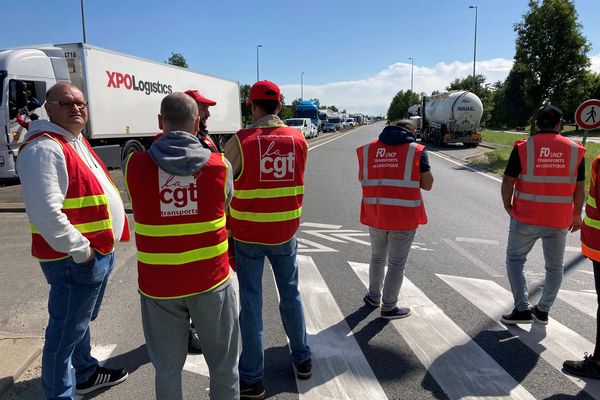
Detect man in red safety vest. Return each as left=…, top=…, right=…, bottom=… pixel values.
left=17, top=82, right=130, bottom=398
left=357, top=119, right=434, bottom=319
left=184, top=89, right=219, bottom=152
left=563, top=154, right=600, bottom=379
left=501, top=105, right=586, bottom=325
left=125, top=92, right=239, bottom=399
left=223, top=80, right=311, bottom=400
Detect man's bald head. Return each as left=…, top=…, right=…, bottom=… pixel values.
left=159, top=93, right=199, bottom=134
left=46, top=82, right=83, bottom=102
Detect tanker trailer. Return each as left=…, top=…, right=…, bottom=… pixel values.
left=420, top=90, right=483, bottom=147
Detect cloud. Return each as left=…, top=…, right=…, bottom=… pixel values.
left=281, top=54, right=600, bottom=116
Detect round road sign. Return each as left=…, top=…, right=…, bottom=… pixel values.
left=575, top=99, right=600, bottom=130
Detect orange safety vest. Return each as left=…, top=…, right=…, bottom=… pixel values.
left=581, top=156, right=600, bottom=262
left=125, top=150, right=230, bottom=299
left=20, top=132, right=129, bottom=261
left=512, top=133, right=585, bottom=229
left=357, top=140, right=427, bottom=230
left=229, top=125, right=307, bottom=245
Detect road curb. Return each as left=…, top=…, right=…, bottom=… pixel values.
left=0, top=332, right=43, bottom=398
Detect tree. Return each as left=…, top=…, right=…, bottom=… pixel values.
left=386, top=90, right=420, bottom=122
left=240, top=84, right=252, bottom=127
left=514, top=0, right=590, bottom=109
left=165, top=52, right=188, bottom=68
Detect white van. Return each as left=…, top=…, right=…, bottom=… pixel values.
left=285, top=118, right=313, bottom=138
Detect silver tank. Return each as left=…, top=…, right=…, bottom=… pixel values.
left=424, top=91, right=483, bottom=132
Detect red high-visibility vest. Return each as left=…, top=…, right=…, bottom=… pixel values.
left=229, top=125, right=307, bottom=245
left=125, top=151, right=230, bottom=299
left=356, top=140, right=427, bottom=230
left=20, top=132, right=129, bottom=261
left=201, top=134, right=219, bottom=152
left=581, top=156, right=600, bottom=262
left=512, top=133, right=585, bottom=229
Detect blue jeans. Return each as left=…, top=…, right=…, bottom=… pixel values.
left=505, top=218, right=567, bottom=312
left=234, top=237, right=311, bottom=384
left=39, top=252, right=115, bottom=399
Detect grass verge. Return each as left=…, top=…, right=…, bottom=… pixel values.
left=468, top=130, right=600, bottom=192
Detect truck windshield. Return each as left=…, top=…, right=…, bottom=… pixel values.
left=330, top=118, right=341, bottom=123
left=0, top=72, right=5, bottom=106
left=295, top=109, right=317, bottom=119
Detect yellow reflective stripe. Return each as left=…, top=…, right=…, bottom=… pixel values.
left=229, top=206, right=302, bottom=222
left=584, top=216, right=600, bottom=230
left=135, top=215, right=226, bottom=237
left=138, top=239, right=228, bottom=265
left=588, top=195, right=597, bottom=209
left=30, top=219, right=111, bottom=234
left=62, top=194, right=108, bottom=209
left=234, top=185, right=304, bottom=199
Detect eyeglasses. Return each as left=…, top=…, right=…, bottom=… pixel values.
left=47, top=101, right=88, bottom=110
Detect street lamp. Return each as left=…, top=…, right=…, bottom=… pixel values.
left=469, top=5, right=478, bottom=92
left=408, top=57, right=414, bottom=93
left=80, top=0, right=87, bottom=43
left=256, top=44, right=262, bottom=82
left=301, top=72, right=304, bottom=100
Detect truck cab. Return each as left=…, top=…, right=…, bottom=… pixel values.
left=0, top=47, right=68, bottom=179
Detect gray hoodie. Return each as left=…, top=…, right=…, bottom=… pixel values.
left=149, top=130, right=233, bottom=207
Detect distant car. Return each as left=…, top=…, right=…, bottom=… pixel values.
left=285, top=118, right=312, bottom=138
left=323, top=122, right=337, bottom=132
left=328, top=117, right=343, bottom=131
left=346, top=118, right=356, bottom=127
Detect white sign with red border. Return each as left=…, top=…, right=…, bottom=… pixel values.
left=575, top=99, right=600, bottom=130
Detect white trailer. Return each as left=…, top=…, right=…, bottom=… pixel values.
left=420, top=90, right=483, bottom=147
left=0, top=43, right=242, bottom=179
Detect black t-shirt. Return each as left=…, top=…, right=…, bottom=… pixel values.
left=420, top=150, right=431, bottom=173
left=504, top=146, right=585, bottom=181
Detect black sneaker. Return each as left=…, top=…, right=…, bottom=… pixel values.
left=75, top=366, right=128, bottom=395
left=363, top=294, right=381, bottom=307
left=500, top=308, right=532, bottom=325
left=380, top=307, right=411, bottom=320
left=188, top=325, right=203, bottom=354
left=296, top=358, right=312, bottom=380
left=531, top=305, right=549, bottom=325
left=240, top=380, right=265, bottom=400
left=564, top=353, right=600, bottom=379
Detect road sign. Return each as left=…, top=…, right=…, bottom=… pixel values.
left=575, top=99, right=600, bottom=130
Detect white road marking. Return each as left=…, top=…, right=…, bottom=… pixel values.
left=302, top=229, right=364, bottom=243
left=331, top=232, right=371, bottom=246
left=442, top=238, right=503, bottom=278
left=295, top=256, right=388, bottom=399
left=558, top=289, right=597, bottom=318
left=297, top=237, right=338, bottom=253
left=578, top=270, right=595, bottom=275
left=301, top=222, right=343, bottom=229
left=565, top=246, right=582, bottom=253
left=308, top=129, right=358, bottom=152
left=456, top=237, right=500, bottom=245
left=438, top=274, right=600, bottom=399
left=428, top=151, right=503, bottom=183
left=349, top=262, right=535, bottom=400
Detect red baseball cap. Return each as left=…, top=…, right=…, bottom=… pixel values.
left=249, top=80, right=281, bottom=102
left=184, top=89, right=217, bottom=106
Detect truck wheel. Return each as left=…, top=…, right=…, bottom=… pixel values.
left=464, top=143, right=479, bottom=148
left=121, top=139, right=145, bottom=167
left=215, top=135, right=231, bottom=152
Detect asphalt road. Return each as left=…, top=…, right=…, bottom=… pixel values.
left=0, top=123, right=596, bottom=399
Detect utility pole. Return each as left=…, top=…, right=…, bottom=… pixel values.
left=469, top=5, right=478, bottom=92
left=81, top=0, right=87, bottom=43
left=256, top=44, right=262, bottom=82
left=301, top=72, right=304, bottom=100
left=408, top=57, right=414, bottom=93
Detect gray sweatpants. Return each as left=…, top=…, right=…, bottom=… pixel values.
left=140, top=279, right=239, bottom=400
left=368, top=228, right=416, bottom=312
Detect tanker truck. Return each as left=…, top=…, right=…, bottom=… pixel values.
left=420, top=90, right=483, bottom=147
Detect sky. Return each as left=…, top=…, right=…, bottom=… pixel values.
left=3, top=0, right=600, bottom=116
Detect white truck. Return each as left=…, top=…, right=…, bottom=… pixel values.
left=0, top=43, right=242, bottom=180
left=420, top=90, right=483, bottom=147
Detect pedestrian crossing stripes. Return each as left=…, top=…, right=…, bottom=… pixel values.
left=167, top=256, right=598, bottom=399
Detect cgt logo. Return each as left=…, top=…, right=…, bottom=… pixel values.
left=258, top=136, right=295, bottom=182
left=376, top=148, right=397, bottom=158
left=106, top=70, right=173, bottom=96
left=158, top=171, right=198, bottom=217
